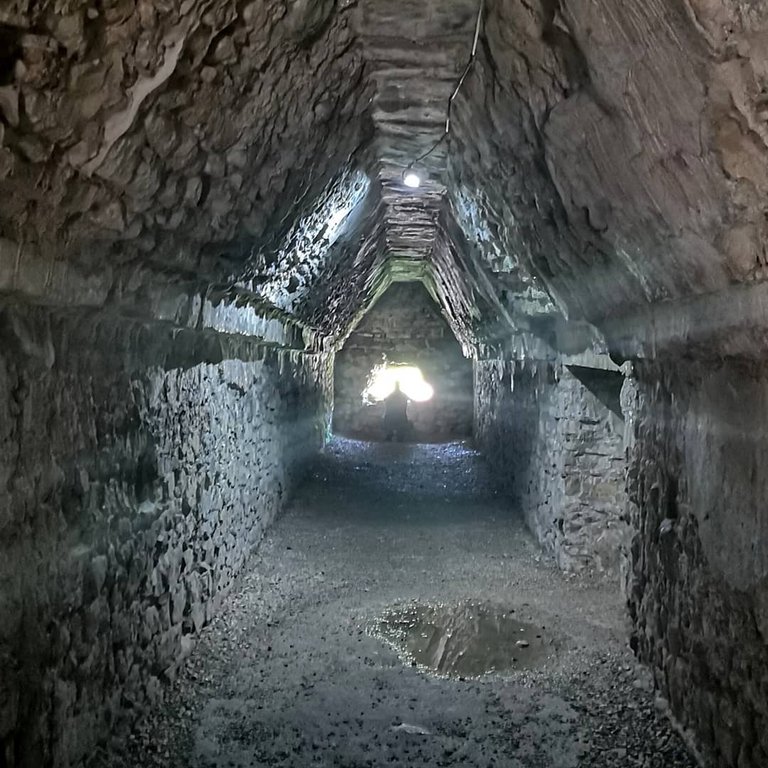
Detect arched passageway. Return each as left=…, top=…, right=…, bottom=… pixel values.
left=0, top=1, right=767, bottom=767
left=333, top=282, right=473, bottom=443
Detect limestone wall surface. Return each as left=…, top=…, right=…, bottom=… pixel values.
left=333, top=283, right=473, bottom=442
left=0, top=302, right=331, bottom=768
left=625, top=358, right=768, bottom=768
left=474, top=359, right=628, bottom=573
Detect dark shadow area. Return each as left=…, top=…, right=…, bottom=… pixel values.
left=566, top=365, right=624, bottom=420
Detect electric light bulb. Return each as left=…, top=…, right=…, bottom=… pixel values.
left=403, top=172, right=421, bottom=189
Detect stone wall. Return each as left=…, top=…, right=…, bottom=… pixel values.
left=333, top=283, right=473, bottom=442
left=474, top=359, right=628, bottom=573
left=625, top=358, right=768, bottom=768
left=0, top=302, right=331, bottom=768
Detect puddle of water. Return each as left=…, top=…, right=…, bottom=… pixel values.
left=372, top=600, right=558, bottom=677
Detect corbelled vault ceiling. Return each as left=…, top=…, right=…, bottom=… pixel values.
left=1, top=0, right=767, bottom=357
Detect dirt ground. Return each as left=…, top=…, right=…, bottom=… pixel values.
left=102, top=438, right=698, bottom=768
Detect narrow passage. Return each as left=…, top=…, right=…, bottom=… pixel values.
left=108, top=439, right=697, bottom=768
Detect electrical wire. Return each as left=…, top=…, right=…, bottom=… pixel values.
left=405, top=0, right=486, bottom=173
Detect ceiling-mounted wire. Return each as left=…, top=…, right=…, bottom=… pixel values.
left=404, top=0, right=486, bottom=178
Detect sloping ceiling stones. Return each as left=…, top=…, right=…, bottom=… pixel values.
left=1, top=0, right=767, bottom=357
left=0, top=0, right=372, bottom=283
left=447, top=0, right=768, bottom=341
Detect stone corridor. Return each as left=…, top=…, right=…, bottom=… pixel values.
left=101, top=439, right=695, bottom=768
left=2, top=1, right=768, bottom=767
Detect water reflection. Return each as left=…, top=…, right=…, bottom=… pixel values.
left=372, top=600, right=558, bottom=677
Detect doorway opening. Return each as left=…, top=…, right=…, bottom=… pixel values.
left=332, top=282, right=473, bottom=443
left=363, top=363, right=434, bottom=404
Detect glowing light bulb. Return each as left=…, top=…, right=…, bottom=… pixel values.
left=403, top=171, right=421, bottom=189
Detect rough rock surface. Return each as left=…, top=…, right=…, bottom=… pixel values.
left=0, top=303, right=331, bottom=767
left=449, top=0, right=768, bottom=333
left=475, top=359, right=628, bottom=574
left=0, top=1, right=767, bottom=346
left=625, top=358, right=768, bottom=768
left=0, top=0, right=371, bottom=281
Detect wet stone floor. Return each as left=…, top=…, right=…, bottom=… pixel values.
left=371, top=600, right=560, bottom=677
left=103, top=437, right=698, bottom=768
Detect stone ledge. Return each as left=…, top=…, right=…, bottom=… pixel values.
left=0, top=237, right=323, bottom=352
left=602, top=279, right=768, bottom=360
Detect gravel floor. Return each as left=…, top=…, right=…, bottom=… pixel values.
left=102, top=437, right=699, bottom=768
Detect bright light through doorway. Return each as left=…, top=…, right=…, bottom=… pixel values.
left=363, top=364, right=434, bottom=403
